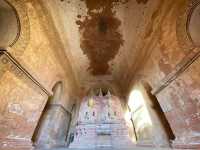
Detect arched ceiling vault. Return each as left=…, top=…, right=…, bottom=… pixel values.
left=39, top=0, right=162, bottom=93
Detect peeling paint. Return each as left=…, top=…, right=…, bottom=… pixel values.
left=26, top=112, right=38, bottom=122
left=8, top=103, right=24, bottom=115
left=136, top=0, right=149, bottom=5
left=76, top=0, right=127, bottom=75
left=7, top=134, right=30, bottom=141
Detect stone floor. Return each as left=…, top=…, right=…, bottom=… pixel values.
left=36, top=148, right=171, bottom=150
left=35, top=146, right=174, bottom=150
left=36, top=148, right=173, bottom=150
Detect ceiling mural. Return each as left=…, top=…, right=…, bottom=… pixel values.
left=76, top=0, right=127, bottom=75
left=40, top=0, right=160, bottom=88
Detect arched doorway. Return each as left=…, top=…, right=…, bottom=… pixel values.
left=0, top=0, right=20, bottom=48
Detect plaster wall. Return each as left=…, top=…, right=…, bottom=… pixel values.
left=0, top=1, right=79, bottom=149
left=126, top=0, right=200, bottom=148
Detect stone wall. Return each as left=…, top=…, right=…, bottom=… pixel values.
left=69, top=95, right=134, bottom=149
left=126, top=0, right=200, bottom=148
left=0, top=0, right=79, bottom=149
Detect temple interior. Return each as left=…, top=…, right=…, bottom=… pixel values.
left=0, top=0, right=200, bottom=149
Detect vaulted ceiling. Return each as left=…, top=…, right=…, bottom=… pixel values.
left=40, top=0, right=160, bottom=91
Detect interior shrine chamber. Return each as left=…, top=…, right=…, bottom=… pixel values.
left=0, top=0, right=200, bottom=149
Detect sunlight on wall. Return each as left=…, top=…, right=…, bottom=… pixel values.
left=124, top=110, right=131, bottom=122
left=88, top=98, right=94, bottom=108
left=128, top=90, right=152, bottom=125
left=124, top=110, right=137, bottom=142
left=127, top=89, right=153, bottom=140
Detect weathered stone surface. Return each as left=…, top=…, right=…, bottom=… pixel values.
left=35, top=82, right=71, bottom=148
left=0, top=71, right=47, bottom=150
left=0, top=1, right=78, bottom=150
left=155, top=56, right=200, bottom=149
left=125, top=0, right=200, bottom=148
left=69, top=95, right=134, bottom=148
left=35, top=105, right=71, bottom=148
left=0, top=0, right=200, bottom=149
left=0, top=0, right=20, bottom=48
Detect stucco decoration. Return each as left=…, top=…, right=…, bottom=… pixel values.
left=0, top=52, right=48, bottom=96
left=187, top=1, right=200, bottom=46
left=0, top=0, right=20, bottom=48
left=6, top=0, right=30, bottom=57
left=176, top=0, right=200, bottom=50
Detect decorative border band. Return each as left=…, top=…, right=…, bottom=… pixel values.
left=0, top=50, right=51, bottom=96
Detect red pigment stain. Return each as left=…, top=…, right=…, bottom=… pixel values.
left=77, top=15, right=82, bottom=18
left=76, top=0, right=128, bottom=75
left=136, top=0, right=149, bottom=4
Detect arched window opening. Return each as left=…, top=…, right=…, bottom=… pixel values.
left=126, top=83, right=175, bottom=147
left=128, top=89, right=153, bottom=141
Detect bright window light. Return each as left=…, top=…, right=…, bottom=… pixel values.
left=128, top=89, right=152, bottom=125
left=128, top=90, right=144, bottom=112
left=124, top=110, right=132, bottom=122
